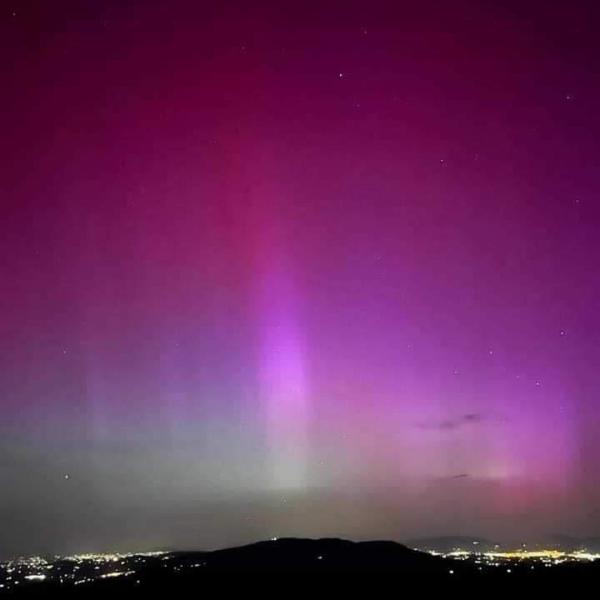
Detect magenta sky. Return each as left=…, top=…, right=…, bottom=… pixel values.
left=2, top=0, right=600, bottom=557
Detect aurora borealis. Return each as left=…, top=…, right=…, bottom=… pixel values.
left=2, top=0, right=600, bottom=558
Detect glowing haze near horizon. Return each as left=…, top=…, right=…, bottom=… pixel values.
left=2, top=0, right=600, bottom=558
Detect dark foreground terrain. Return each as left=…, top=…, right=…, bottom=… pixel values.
left=3, top=537, right=600, bottom=596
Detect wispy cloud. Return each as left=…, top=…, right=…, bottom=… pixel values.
left=417, top=413, right=485, bottom=431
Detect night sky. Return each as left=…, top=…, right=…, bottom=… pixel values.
left=2, top=0, right=600, bottom=558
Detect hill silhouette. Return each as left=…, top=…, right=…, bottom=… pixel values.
left=5, top=537, right=600, bottom=597
left=175, top=537, right=459, bottom=572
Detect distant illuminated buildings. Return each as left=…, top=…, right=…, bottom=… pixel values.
left=431, top=547, right=600, bottom=568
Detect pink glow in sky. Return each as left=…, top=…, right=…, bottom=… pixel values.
left=2, top=0, right=600, bottom=557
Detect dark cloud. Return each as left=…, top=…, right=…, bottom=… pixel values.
left=463, top=414, right=483, bottom=423
left=418, top=414, right=485, bottom=431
